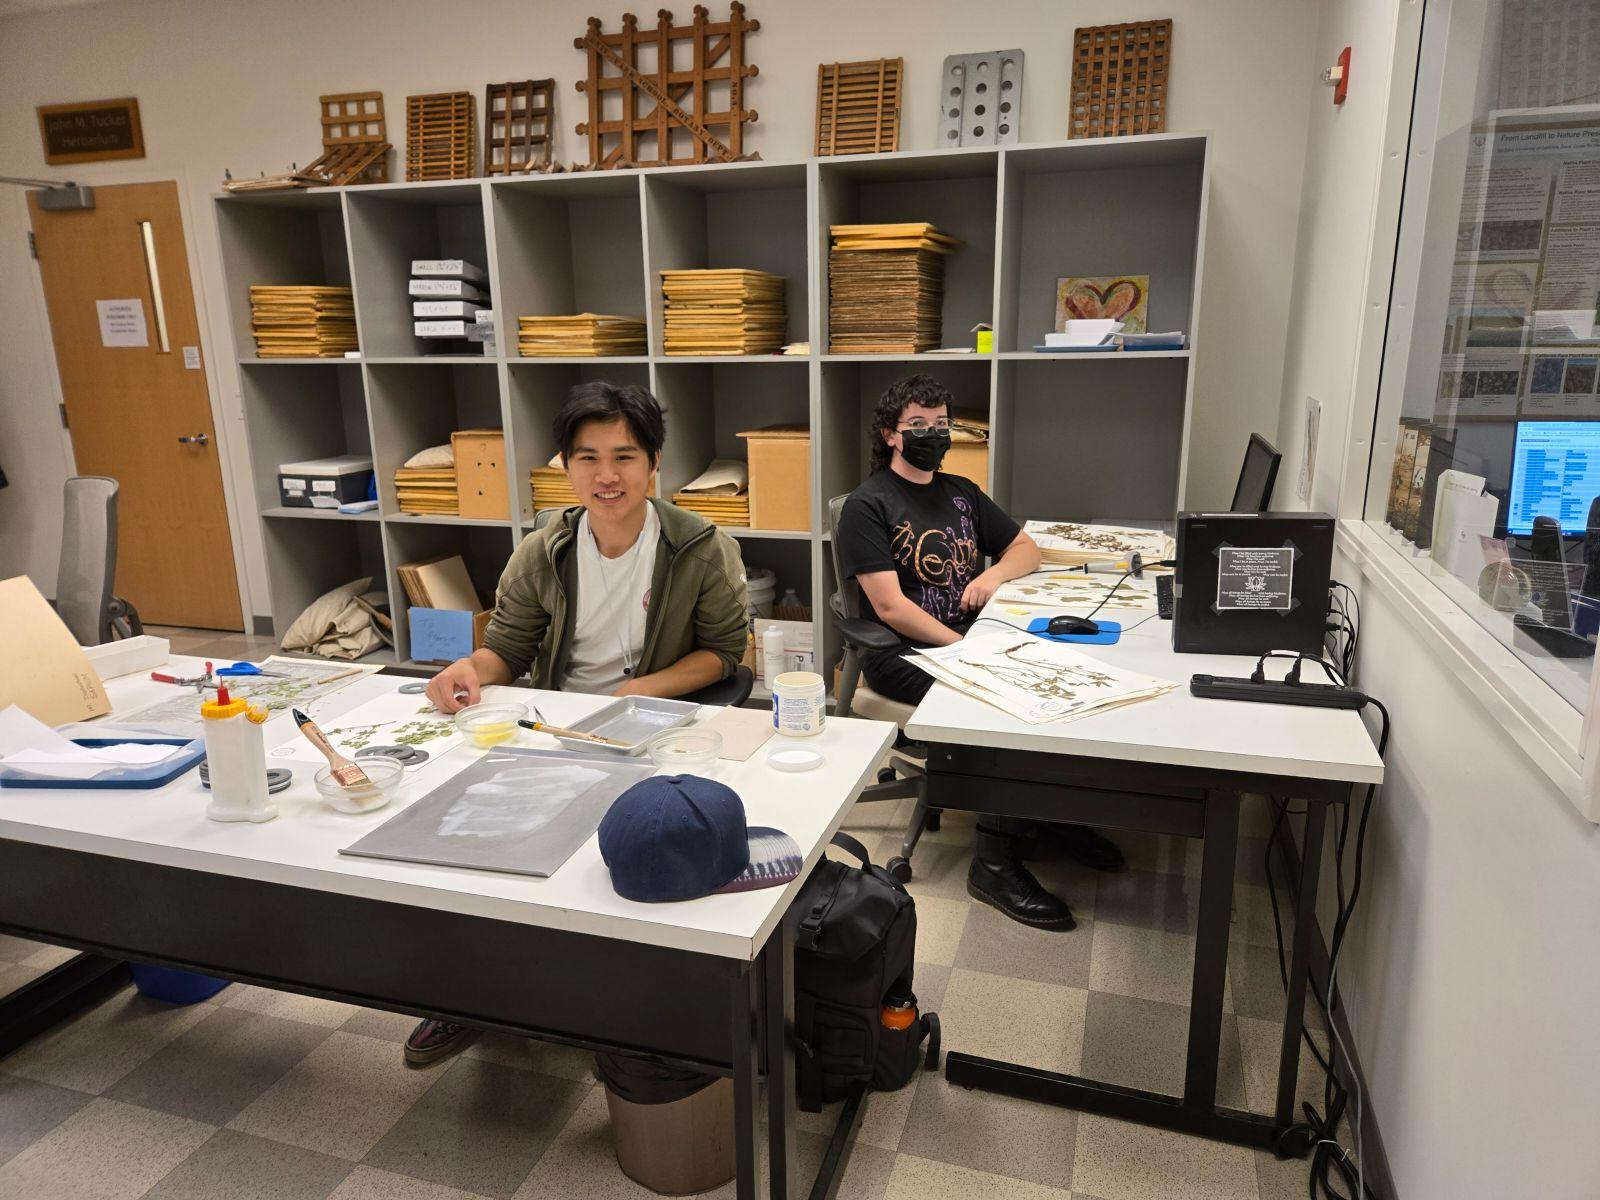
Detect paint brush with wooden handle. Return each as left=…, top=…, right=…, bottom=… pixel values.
left=292, top=708, right=376, bottom=790
left=516, top=719, right=629, bottom=748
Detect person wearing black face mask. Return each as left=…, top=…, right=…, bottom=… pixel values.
left=836, top=375, right=1125, bottom=931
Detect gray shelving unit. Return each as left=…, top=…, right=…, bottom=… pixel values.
left=213, top=133, right=1211, bottom=671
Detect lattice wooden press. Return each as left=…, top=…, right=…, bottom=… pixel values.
left=306, top=92, right=391, bottom=185
left=407, top=91, right=476, bottom=181
left=815, top=58, right=902, bottom=156
left=485, top=80, right=557, bottom=174
left=1069, top=19, right=1172, bottom=138
left=574, top=4, right=760, bottom=169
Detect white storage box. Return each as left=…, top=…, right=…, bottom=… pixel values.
left=410, top=259, right=486, bottom=283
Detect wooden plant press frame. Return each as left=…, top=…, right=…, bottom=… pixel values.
left=574, top=4, right=760, bottom=169
left=485, top=80, right=557, bottom=174
left=306, top=92, right=390, bottom=185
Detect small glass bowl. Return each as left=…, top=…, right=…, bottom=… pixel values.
left=313, top=757, right=404, bottom=814
left=454, top=701, right=529, bottom=749
left=647, top=728, right=724, bottom=775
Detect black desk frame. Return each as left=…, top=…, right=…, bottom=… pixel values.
left=924, top=740, right=1348, bottom=1153
left=0, top=836, right=845, bottom=1200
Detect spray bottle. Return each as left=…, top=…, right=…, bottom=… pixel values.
left=202, top=684, right=276, bottom=823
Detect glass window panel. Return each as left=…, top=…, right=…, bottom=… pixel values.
left=1365, top=0, right=1600, bottom=712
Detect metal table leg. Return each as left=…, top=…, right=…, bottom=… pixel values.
left=765, top=921, right=797, bottom=1200
left=731, top=960, right=761, bottom=1200
left=1183, top=789, right=1240, bottom=1109
left=1275, top=799, right=1328, bottom=1129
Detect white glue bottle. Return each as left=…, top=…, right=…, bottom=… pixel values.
left=202, top=684, right=276, bottom=823
left=762, top=623, right=786, bottom=690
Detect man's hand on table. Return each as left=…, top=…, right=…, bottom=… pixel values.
left=426, top=659, right=481, bottom=713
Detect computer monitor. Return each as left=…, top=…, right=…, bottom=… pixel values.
left=1230, top=434, right=1282, bottom=512
left=1507, top=420, right=1600, bottom=535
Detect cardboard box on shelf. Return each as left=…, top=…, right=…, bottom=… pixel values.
left=452, top=429, right=508, bottom=520
left=753, top=618, right=814, bottom=676
left=737, top=426, right=810, bottom=531
left=943, top=442, right=989, bottom=491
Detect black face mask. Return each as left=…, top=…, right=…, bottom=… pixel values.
left=897, top=427, right=952, bottom=472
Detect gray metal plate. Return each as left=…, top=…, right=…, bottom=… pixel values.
left=559, top=696, right=699, bottom=756
left=937, top=50, right=1024, bottom=147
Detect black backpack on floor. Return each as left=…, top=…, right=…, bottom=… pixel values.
left=791, top=832, right=940, bottom=1110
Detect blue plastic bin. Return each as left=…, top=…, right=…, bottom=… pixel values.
left=129, top=963, right=229, bottom=1005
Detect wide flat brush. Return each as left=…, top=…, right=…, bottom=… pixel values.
left=292, top=708, right=376, bottom=790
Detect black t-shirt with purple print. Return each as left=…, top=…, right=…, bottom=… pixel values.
left=838, top=469, right=1021, bottom=630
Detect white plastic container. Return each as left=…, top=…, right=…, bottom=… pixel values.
left=202, top=686, right=276, bottom=823
left=772, top=671, right=826, bottom=737
left=762, top=624, right=785, bottom=689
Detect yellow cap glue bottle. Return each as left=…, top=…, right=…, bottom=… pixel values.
left=202, top=684, right=276, bottom=823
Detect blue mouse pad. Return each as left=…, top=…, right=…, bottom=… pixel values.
left=1026, top=617, right=1122, bottom=645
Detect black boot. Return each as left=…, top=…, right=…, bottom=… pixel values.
left=967, top=825, right=1076, bottom=930
left=1045, top=823, right=1127, bottom=873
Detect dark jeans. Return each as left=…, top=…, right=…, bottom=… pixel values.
left=862, top=637, right=1030, bottom=839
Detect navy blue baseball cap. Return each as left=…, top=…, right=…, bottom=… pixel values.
left=598, top=775, right=802, bottom=903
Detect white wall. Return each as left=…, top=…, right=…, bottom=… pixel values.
left=1277, top=0, right=1600, bottom=1193
left=0, top=0, right=1321, bottom=620
left=1274, top=0, right=1411, bottom=515
left=1334, top=550, right=1600, bottom=1197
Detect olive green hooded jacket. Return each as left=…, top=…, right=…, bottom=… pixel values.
left=481, top=499, right=749, bottom=690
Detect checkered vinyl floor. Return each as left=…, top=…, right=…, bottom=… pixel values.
left=0, top=628, right=1349, bottom=1199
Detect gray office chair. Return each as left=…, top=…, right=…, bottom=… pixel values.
left=529, top=504, right=754, bottom=707
left=827, top=495, right=936, bottom=883
left=55, top=476, right=142, bottom=646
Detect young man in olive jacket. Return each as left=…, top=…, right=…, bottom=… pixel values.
left=407, top=380, right=749, bottom=1065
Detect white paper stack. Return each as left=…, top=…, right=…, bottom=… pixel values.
left=1023, top=521, right=1174, bottom=568
left=910, top=632, right=1176, bottom=724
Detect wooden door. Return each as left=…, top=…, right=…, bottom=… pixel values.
left=29, top=181, right=243, bottom=630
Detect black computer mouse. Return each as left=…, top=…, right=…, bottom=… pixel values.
left=1047, top=615, right=1101, bottom=637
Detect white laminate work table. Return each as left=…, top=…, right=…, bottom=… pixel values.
left=0, top=656, right=895, bottom=1200
left=904, top=590, right=1385, bottom=1158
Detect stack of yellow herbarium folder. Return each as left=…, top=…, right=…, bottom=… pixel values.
left=671, top=459, right=750, bottom=527
left=827, top=223, right=959, bottom=354
left=249, top=285, right=357, bottom=358
left=529, top=453, right=655, bottom=511
left=661, top=269, right=786, bottom=355
left=394, top=444, right=458, bottom=516
left=517, top=314, right=646, bottom=357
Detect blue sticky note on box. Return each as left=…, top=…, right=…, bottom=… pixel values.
left=409, top=607, right=475, bottom=663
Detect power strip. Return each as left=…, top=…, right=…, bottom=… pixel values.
left=1189, top=674, right=1367, bottom=709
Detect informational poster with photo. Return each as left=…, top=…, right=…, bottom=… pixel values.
left=1523, top=351, right=1600, bottom=416
left=1435, top=113, right=1600, bottom=425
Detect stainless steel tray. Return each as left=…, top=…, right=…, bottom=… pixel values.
left=556, top=696, right=699, bottom=756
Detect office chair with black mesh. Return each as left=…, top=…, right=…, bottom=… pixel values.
left=827, top=494, right=936, bottom=883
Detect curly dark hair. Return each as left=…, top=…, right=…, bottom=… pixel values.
left=868, top=374, right=953, bottom=472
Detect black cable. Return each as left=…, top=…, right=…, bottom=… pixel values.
left=1263, top=692, right=1389, bottom=1200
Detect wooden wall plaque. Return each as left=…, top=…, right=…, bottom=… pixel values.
left=37, top=98, right=144, bottom=164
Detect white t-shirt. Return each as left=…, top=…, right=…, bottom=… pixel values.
left=562, top=505, right=659, bottom=694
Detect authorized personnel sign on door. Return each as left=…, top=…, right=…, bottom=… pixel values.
left=95, top=298, right=149, bottom=347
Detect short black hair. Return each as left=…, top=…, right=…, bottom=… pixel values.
left=869, top=374, right=952, bottom=472
left=554, top=381, right=665, bottom=466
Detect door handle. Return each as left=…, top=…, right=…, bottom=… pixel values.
left=177, top=434, right=209, bottom=446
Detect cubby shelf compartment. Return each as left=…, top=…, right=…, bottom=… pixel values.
left=492, top=173, right=649, bottom=361
left=216, top=136, right=1211, bottom=684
